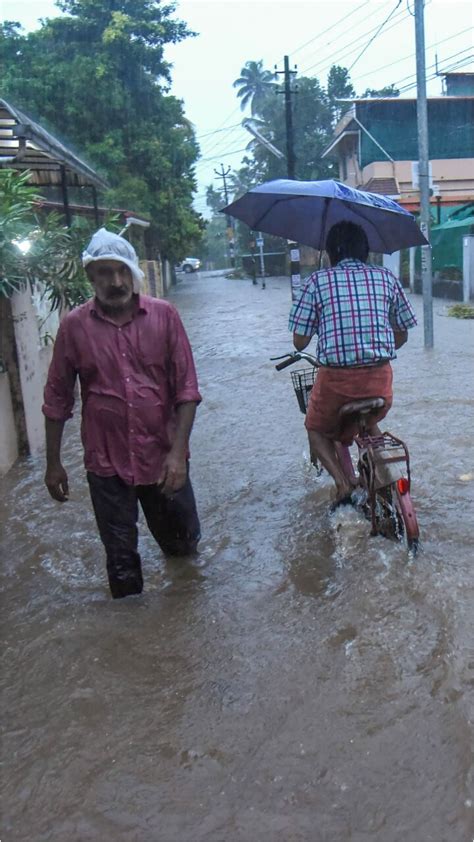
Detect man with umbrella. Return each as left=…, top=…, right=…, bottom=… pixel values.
left=289, top=220, right=417, bottom=503
left=223, top=178, right=425, bottom=504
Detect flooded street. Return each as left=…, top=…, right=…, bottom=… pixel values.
left=2, top=271, right=474, bottom=841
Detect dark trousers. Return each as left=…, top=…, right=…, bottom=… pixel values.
left=87, top=470, right=201, bottom=599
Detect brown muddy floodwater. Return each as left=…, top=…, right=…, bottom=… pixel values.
left=1, top=271, right=474, bottom=842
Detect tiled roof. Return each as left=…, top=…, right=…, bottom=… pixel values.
left=361, top=177, right=399, bottom=196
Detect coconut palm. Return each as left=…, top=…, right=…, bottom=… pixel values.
left=233, top=60, right=275, bottom=116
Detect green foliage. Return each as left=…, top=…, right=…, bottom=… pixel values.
left=327, top=65, right=355, bottom=102
left=0, top=169, right=41, bottom=297
left=197, top=214, right=227, bottom=269
left=205, top=185, right=226, bottom=216
left=233, top=60, right=276, bottom=115
left=361, top=84, right=400, bottom=98
left=0, top=1, right=203, bottom=260
left=447, top=303, right=474, bottom=319
left=225, top=60, right=360, bottom=195
left=327, top=65, right=355, bottom=122
left=0, top=168, right=98, bottom=309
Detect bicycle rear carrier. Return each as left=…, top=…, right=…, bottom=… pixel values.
left=290, top=368, right=316, bottom=415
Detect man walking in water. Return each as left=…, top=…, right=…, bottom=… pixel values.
left=289, top=220, right=417, bottom=504
left=43, top=228, right=202, bottom=598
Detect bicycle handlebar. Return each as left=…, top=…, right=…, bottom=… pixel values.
left=270, top=351, right=319, bottom=371
left=274, top=355, right=300, bottom=371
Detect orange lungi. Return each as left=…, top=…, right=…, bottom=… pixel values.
left=305, top=362, right=393, bottom=445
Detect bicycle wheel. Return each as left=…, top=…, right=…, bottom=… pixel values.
left=371, top=483, right=419, bottom=554
left=392, top=480, right=420, bottom=554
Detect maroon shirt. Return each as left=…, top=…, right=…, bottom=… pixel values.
left=43, top=295, right=201, bottom=485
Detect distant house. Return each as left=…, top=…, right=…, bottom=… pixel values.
left=322, top=73, right=474, bottom=223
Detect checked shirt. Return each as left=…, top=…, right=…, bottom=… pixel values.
left=289, top=259, right=417, bottom=367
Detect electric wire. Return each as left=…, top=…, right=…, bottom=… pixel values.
left=195, top=122, right=242, bottom=140
left=350, top=28, right=474, bottom=84
left=347, top=0, right=403, bottom=73
left=286, top=0, right=372, bottom=58
left=299, top=2, right=412, bottom=75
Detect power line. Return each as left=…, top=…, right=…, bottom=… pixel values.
left=287, top=0, right=372, bottom=58
left=196, top=145, right=250, bottom=164
left=198, top=125, right=245, bottom=159
left=195, top=105, right=245, bottom=156
left=397, top=55, right=474, bottom=93
left=293, top=0, right=398, bottom=72
left=382, top=42, right=474, bottom=90
left=300, top=4, right=411, bottom=76
left=350, top=27, right=474, bottom=83
left=195, top=122, right=242, bottom=141
left=280, top=6, right=468, bottom=112
left=347, top=0, right=403, bottom=73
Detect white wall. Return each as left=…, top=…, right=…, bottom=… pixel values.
left=0, top=371, right=19, bottom=475
left=10, top=287, right=53, bottom=456
left=463, top=236, right=474, bottom=302
left=31, top=282, right=60, bottom=344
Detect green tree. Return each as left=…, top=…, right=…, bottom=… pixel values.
left=293, top=77, right=335, bottom=180
left=361, top=84, right=400, bottom=97
left=233, top=60, right=276, bottom=116
left=0, top=2, right=203, bottom=260
left=327, top=65, right=355, bottom=123
left=232, top=64, right=339, bottom=185
left=205, top=184, right=226, bottom=215
left=327, top=65, right=355, bottom=102
left=0, top=168, right=94, bottom=308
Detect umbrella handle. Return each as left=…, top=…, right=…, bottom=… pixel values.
left=318, top=197, right=330, bottom=267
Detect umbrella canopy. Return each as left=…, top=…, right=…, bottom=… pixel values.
left=222, top=179, right=428, bottom=254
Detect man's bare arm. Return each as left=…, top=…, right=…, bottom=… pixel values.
left=44, top=418, right=69, bottom=502
left=394, top=329, right=408, bottom=350
left=293, top=332, right=312, bottom=351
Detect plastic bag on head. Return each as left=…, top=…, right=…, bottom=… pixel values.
left=82, top=227, right=144, bottom=293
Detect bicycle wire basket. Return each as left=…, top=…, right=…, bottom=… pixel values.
left=290, top=368, right=316, bottom=415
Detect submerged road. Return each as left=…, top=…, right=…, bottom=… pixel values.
left=1, top=270, right=474, bottom=841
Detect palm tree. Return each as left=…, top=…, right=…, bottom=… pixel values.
left=233, top=60, right=275, bottom=116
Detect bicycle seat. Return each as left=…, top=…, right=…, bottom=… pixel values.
left=339, top=397, right=386, bottom=418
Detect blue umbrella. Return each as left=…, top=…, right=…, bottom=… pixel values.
left=221, top=179, right=428, bottom=254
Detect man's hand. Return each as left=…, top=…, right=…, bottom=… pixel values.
left=45, top=463, right=69, bottom=502
left=157, top=450, right=187, bottom=496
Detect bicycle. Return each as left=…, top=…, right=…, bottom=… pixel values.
left=272, top=351, right=420, bottom=554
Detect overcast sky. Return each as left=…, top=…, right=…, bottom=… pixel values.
left=3, top=0, right=473, bottom=215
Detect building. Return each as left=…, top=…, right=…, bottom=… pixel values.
left=322, top=74, right=474, bottom=222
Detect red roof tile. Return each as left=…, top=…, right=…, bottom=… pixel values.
left=360, top=177, right=399, bottom=196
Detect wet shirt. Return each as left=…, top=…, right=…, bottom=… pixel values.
left=288, top=259, right=417, bottom=367
left=43, top=295, right=201, bottom=485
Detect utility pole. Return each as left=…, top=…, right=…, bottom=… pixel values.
left=415, top=0, right=434, bottom=348
left=275, top=55, right=297, bottom=179
left=214, top=163, right=235, bottom=268
left=275, top=56, right=300, bottom=299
